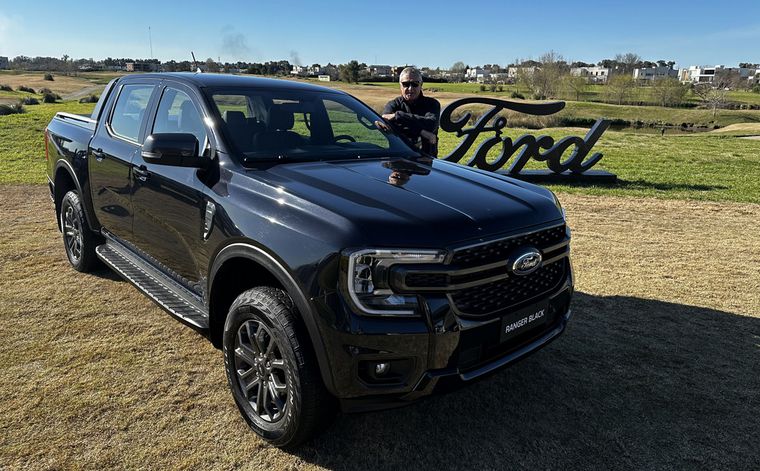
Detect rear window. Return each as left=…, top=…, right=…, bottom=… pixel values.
left=109, top=84, right=154, bottom=142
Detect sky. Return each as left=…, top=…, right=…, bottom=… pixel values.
left=1, top=0, right=759, bottom=69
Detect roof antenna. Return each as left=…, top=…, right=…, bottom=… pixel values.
left=191, top=51, right=201, bottom=73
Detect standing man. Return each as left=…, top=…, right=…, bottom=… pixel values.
left=382, top=67, right=441, bottom=156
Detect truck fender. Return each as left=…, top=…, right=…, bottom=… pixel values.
left=53, top=159, right=99, bottom=234
left=208, top=242, right=337, bottom=395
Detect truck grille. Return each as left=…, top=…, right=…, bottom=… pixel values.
left=449, top=259, right=567, bottom=316
left=451, top=224, right=566, bottom=268
left=397, top=224, right=569, bottom=318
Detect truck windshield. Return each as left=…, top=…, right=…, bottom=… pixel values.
left=206, top=87, right=418, bottom=162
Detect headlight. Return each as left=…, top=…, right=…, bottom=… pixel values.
left=346, top=249, right=445, bottom=316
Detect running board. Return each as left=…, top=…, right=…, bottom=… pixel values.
left=95, top=240, right=209, bottom=330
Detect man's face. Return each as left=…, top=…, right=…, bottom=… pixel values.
left=399, top=73, right=422, bottom=102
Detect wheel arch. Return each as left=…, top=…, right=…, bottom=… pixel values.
left=53, top=160, right=98, bottom=234
left=208, top=242, right=336, bottom=395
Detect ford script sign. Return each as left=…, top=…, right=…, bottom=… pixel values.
left=439, top=97, right=615, bottom=182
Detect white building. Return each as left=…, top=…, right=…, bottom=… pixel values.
left=679, top=65, right=754, bottom=84
left=570, top=66, right=610, bottom=83
left=633, top=66, right=678, bottom=81
left=292, top=65, right=325, bottom=76
left=507, top=66, right=537, bottom=81
left=466, top=67, right=488, bottom=82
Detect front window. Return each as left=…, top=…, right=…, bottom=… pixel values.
left=206, top=87, right=417, bottom=162
left=153, top=87, right=208, bottom=152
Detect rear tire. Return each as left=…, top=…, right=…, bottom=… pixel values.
left=60, top=190, right=99, bottom=273
left=223, top=287, right=334, bottom=448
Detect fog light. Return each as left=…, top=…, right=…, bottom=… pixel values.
left=374, top=362, right=390, bottom=375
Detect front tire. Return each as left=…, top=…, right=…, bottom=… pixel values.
left=223, top=287, right=334, bottom=448
left=60, top=190, right=99, bottom=272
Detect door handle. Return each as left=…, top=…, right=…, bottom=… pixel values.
left=91, top=148, right=105, bottom=161
left=133, top=165, right=150, bottom=182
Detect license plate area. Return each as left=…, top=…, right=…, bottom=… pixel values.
left=500, top=301, right=550, bottom=343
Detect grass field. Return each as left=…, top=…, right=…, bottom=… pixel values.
left=364, top=81, right=760, bottom=107
left=1, top=186, right=757, bottom=470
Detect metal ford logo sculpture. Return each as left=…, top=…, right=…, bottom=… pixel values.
left=511, top=249, right=543, bottom=276
left=439, top=97, right=615, bottom=182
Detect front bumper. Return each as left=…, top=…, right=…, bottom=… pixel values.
left=312, top=274, right=574, bottom=413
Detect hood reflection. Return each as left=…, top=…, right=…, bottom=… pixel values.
left=383, top=158, right=432, bottom=187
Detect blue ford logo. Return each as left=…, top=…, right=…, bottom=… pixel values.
left=511, top=249, right=542, bottom=276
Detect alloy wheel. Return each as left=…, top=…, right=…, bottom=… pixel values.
left=234, top=319, right=290, bottom=422
left=62, top=203, right=82, bottom=263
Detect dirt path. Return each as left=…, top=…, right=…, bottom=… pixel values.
left=62, top=84, right=105, bottom=101
left=1, top=185, right=758, bottom=470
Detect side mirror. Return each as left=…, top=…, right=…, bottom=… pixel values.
left=141, top=133, right=207, bottom=168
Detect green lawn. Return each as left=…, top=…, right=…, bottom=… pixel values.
left=559, top=101, right=760, bottom=128
left=0, top=102, right=95, bottom=184
left=438, top=126, right=760, bottom=204
left=2, top=100, right=758, bottom=204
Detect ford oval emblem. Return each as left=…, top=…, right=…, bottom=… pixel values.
left=512, top=249, right=542, bottom=276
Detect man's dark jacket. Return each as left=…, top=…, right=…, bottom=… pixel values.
left=383, top=94, right=441, bottom=156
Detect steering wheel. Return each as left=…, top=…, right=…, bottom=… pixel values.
left=334, top=134, right=356, bottom=143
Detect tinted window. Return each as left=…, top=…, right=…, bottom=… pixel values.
left=208, top=88, right=416, bottom=161
left=153, top=88, right=207, bottom=148
left=110, top=84, right=153, bottom=142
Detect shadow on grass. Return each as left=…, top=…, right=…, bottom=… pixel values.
left=551, top=179, right=729, bottom=192
left=295, top=293, right=760, bottom=470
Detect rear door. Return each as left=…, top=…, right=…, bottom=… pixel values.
left=129, top=82, right=213, bottom=292
left=89, top=81, right=158, bottom=240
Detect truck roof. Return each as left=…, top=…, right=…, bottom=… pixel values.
left=117, top=72, right=345, bottom=94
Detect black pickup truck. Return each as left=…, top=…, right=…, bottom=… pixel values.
left=46, top=73, right=573, bottom=447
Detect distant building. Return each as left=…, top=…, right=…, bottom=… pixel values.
left=368, top=65, right=392, bottom=77
left=570, top=66, right=610, bottom=83
left=466, top=67, right=488, bottom=82
left=126, top=62, right=158, bottom=72
left=749, top=70, right=760, bottom=86
left=507, top=66, right=537, bottom=81
left=489, top=72, right=509, bottom=83
left=0, top=56, right=8, bottom=70
left=679, top=65, right=754, bottom=84
left=633, top=66, right=678, bottom=81
left=292, top=65, right=325, bottom=77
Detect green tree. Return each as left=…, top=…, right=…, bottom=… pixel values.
left=563, top=75, right=589, bottom=101
left=339, top=60, right=360, bottom=83
left=650, top=78, right=688, bottom=107
left=692, top=81, right=730, bottom=118
left=605, top=75, right=637, bottom=105
left=204, top=58, right=219, bottom=73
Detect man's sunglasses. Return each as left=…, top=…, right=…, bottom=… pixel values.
left=401, top=81, right=420, bottom=88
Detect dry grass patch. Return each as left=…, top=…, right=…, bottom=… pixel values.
left=0, top=72, right=94, bottom=96
left=1, top=185, right=758, bottom=470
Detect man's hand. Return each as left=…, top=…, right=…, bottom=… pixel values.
left=382, top=113, right=396, bottom=121
left=420, top=129, right=437, bottom=145
left=374, top=120, right=391, bottom=132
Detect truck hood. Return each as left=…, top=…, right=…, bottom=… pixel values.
left=250, top=157, right=562, bottom=247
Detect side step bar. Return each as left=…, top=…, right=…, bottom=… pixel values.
left=95, top=240, right=209, bottom=330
